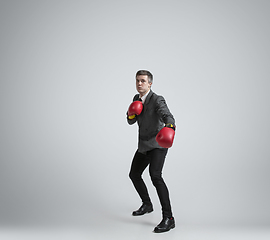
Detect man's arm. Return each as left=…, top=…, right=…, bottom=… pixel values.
left=127, top=111, right=137, bottom=125
left=127, top=94, right=141, bottom=125
left=155, top=96, right=175, bottom=127
left=155, top=96, right=176, bottom=148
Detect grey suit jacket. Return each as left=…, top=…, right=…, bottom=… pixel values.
left=127, top=90, right=175, bottom=153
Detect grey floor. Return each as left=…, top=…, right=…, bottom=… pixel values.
left=1, top=212, right=270, bottom=240
left=1, top=225, right=270, bottom=240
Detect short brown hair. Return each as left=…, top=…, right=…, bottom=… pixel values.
left=136, top=70, right=153, bottom=83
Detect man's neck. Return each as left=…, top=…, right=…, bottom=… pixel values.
left=140, top=89, right=150, bottom=98
left=140, top=89, right=150, bottom=103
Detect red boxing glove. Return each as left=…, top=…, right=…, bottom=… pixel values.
left=128, top=101, right=143, bottom=116
left=156, top=127, right=175, bottom=148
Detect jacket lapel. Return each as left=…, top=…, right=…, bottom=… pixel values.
left=144, top=90, right=153, bottom=106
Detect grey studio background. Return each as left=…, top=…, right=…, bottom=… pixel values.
left=0, top=0, right=270, bottom=239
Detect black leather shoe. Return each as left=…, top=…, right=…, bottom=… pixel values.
left=132, top=203, right=153, bottom=216
left=153, top=217, right=175, bottom=233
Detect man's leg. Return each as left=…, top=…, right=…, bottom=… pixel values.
left=129, top=150, right=151, bottom=205
left=148, top=148, right=172, bottom=218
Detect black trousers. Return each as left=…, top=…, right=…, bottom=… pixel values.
left=129, top=148, right=173, bottom=218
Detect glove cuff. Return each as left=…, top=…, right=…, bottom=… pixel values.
left=128, top=114, right=136, bottom=120
left=165, top=123, right=176, bottom=131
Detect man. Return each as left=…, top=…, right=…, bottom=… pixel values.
left=127, top=70, right=176, bottom=233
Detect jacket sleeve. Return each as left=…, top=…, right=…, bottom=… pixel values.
left=155, top=96, right=175, bottom=126
left=127, top=111, right=137, bottom=125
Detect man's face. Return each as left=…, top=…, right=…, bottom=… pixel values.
left=136, top=75, right=152, bottom=96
